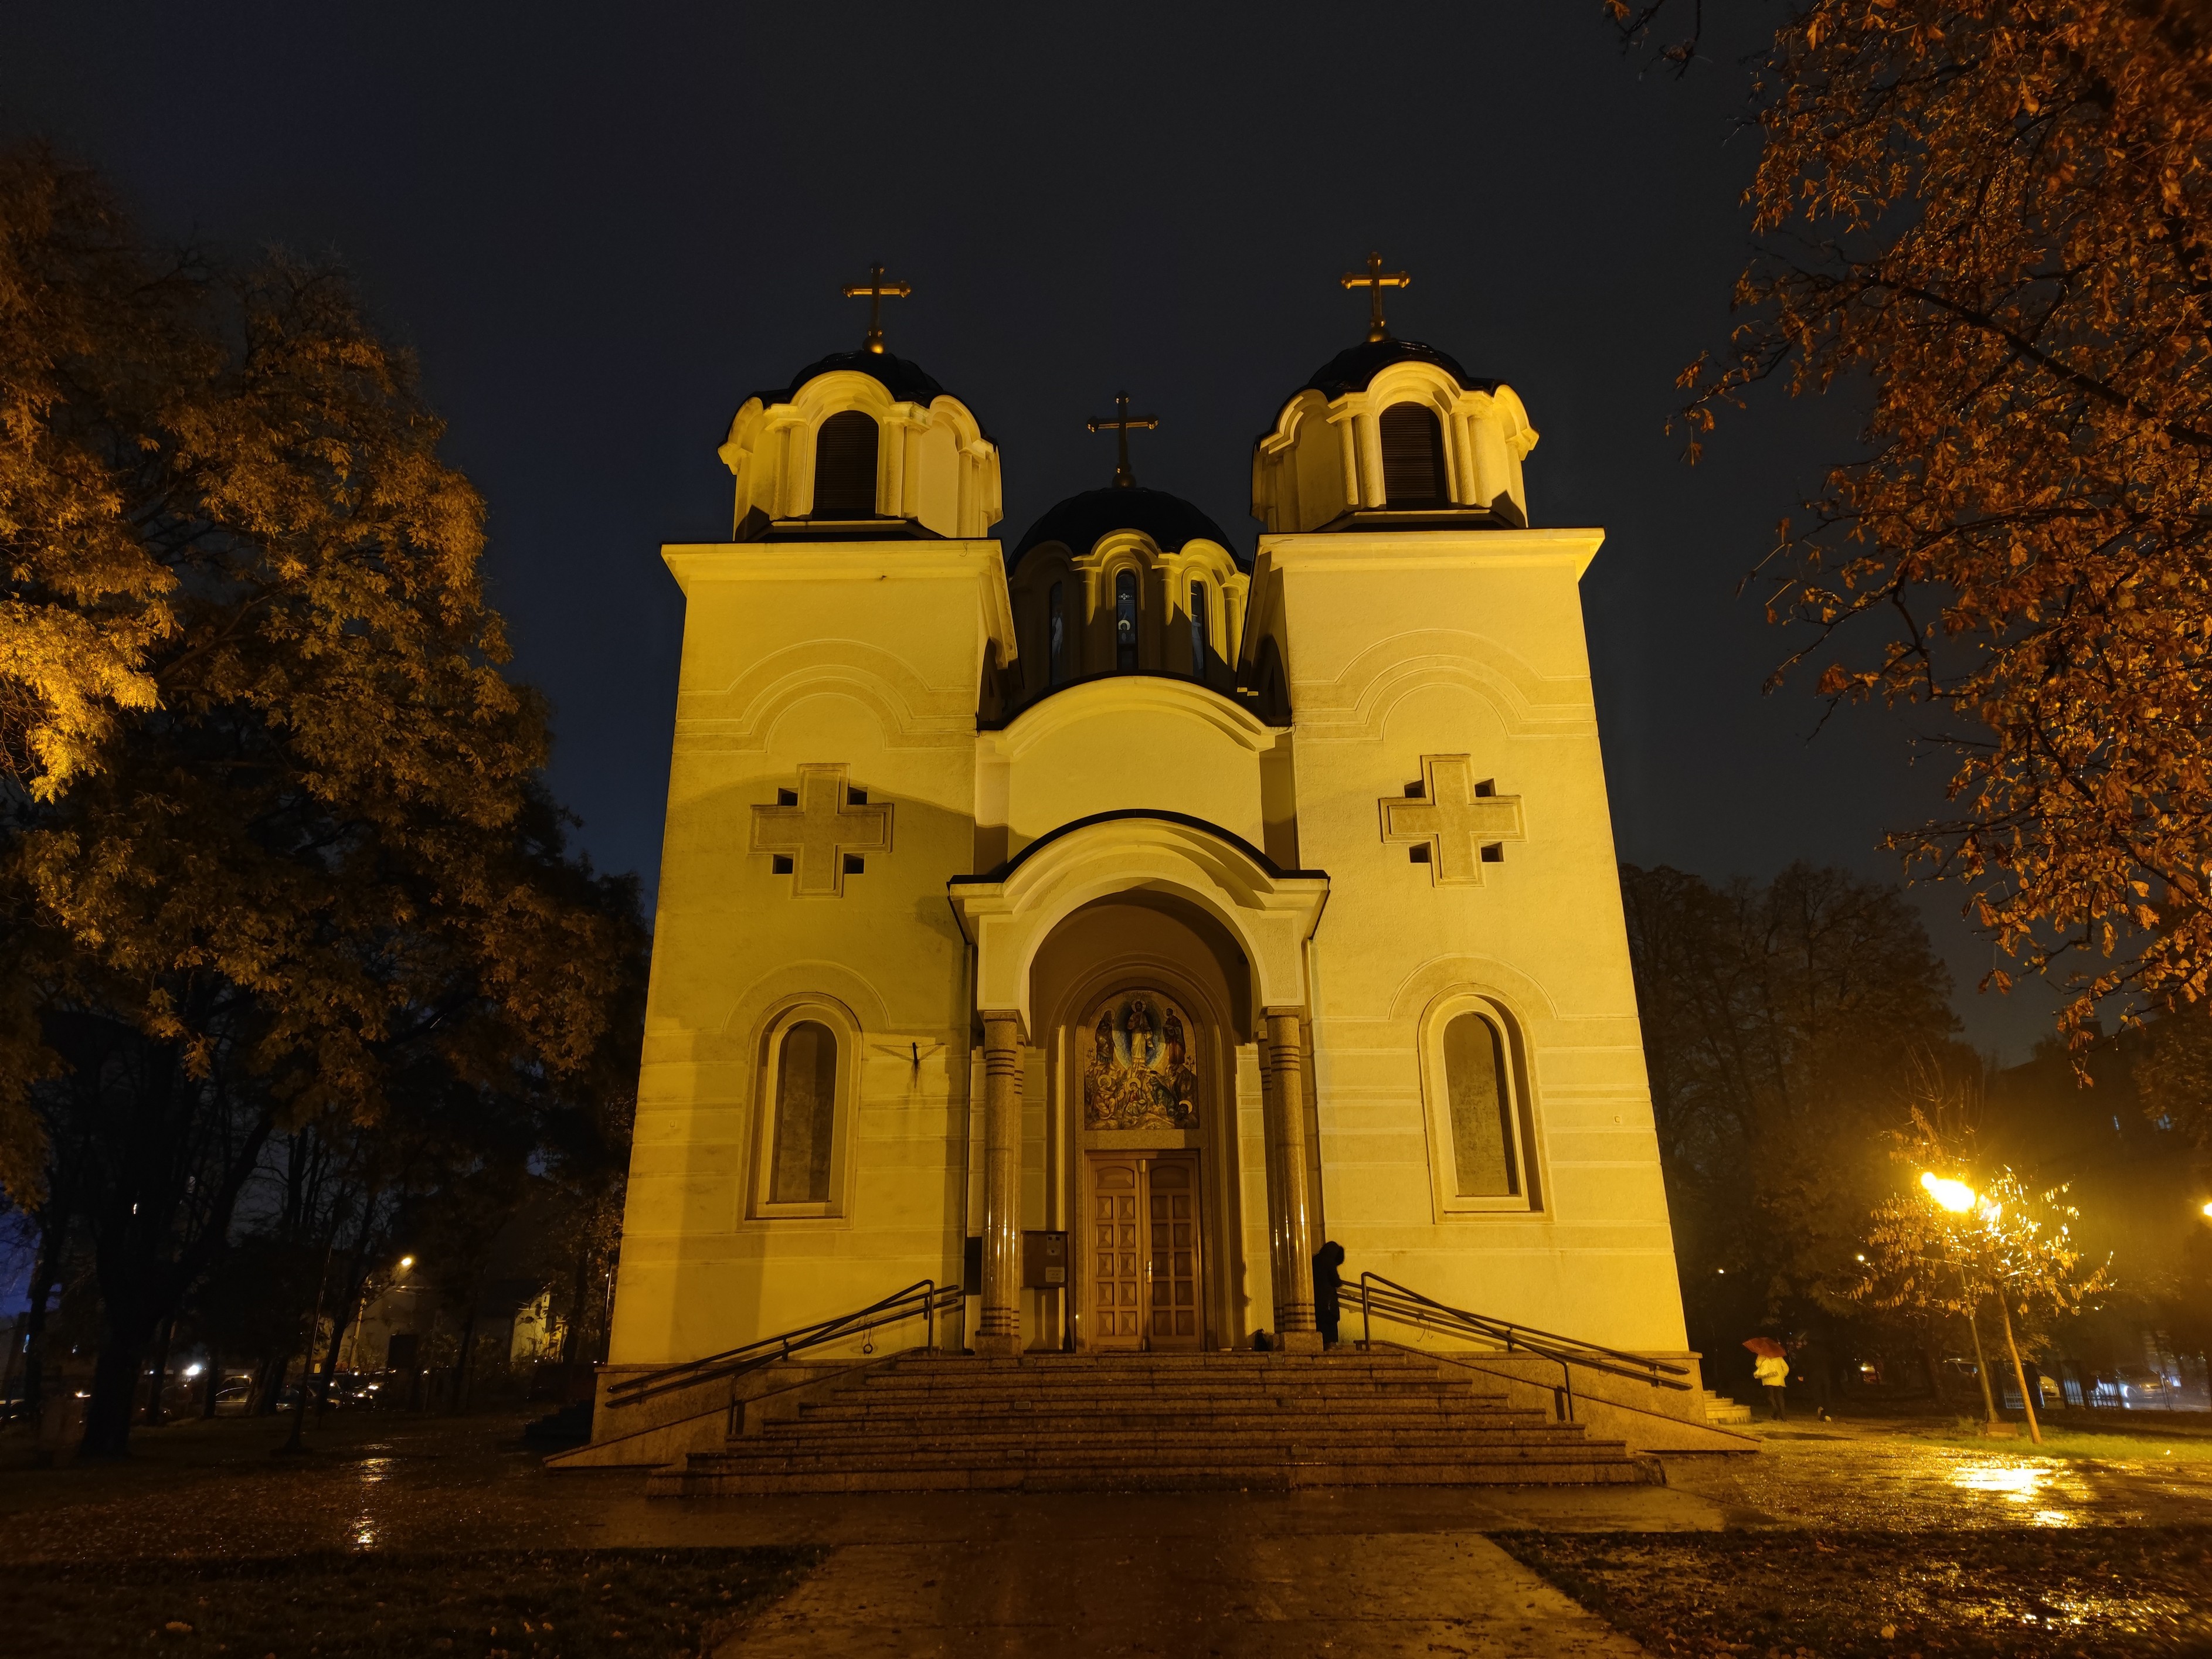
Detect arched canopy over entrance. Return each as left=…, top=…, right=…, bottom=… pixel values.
left=947, top=813, right=1329, bottom=1032
left=950, top=814, right=1330, bottom=1358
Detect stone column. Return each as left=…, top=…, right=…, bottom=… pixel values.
left=1264, top=1008, right=1321, bottom=1352
left=974, top=1009, right=1025, bottom=1357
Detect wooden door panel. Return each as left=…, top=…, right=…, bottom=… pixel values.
left=1146, top=1157, right=1202, bottom=1347
left=1088, top=1157, right=1144, bottom=1347
left=1086, top=1151, right=1204, bottom=1351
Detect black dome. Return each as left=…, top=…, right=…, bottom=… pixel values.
left=749, top=349, right=949, bottom=410
left=1300, top=336, right=1498, bottom=401
left=1010, top=486, right=1243, bottom=572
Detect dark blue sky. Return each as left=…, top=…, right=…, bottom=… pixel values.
left=1, top=1, right=2057, bottom=1058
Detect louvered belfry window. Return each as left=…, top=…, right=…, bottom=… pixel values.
left=1378, top=402, right=1448, bottom=507
left=813, top=410, right=879, bottom=516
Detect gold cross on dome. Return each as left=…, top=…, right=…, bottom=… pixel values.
left=1341, top=250, right=1410, bottom=343
left=1086, top=390, right=1158, bottom=489
left=841, top=262, right=912, bottom=355
left=1379, top=755, right=1524, bottom=885
left=751, top=763, right=894, bottom=897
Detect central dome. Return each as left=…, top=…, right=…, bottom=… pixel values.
left=1298, top=336, right=1498, bottom=402
left=1010, top=485, right=1241, bottom=573
left=747, top=348, right=951, bottom=414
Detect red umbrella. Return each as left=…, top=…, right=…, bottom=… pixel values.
left=1742, top=1337, right=1787, bottom=1359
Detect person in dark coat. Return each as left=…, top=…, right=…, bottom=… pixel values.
left=1313, top=1240, right=1347, bottom=1348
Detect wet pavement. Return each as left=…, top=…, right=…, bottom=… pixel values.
left=7, top=1409, right=2212, bottom=1655
left=1664, top=1417, right=2212, bottom=1531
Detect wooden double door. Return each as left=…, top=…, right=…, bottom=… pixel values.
left=1085, top=1151, right=1203, bottom=1351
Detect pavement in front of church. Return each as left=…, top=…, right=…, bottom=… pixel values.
left=11, top=1410, right=2212, bottom=1655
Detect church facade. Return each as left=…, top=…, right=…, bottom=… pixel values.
left=605, top=283, right=1689, bottom=1374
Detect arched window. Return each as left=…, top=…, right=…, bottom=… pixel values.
left=1188, top=580, right=1208, bottom=675
left=1379, top=402, right=1448, bottom=506
left=1441, top=1012, right=1519, bottom=1198
left=1115, top=569, right=1139, bottom=670
left=813, top=411, right=879, bottom=517
left=769, top=1020, right=838, bottom=1204
left=1048, top=582, right=1067, bottom=685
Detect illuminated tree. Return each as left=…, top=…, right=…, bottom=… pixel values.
left=0, top=143, right=645, bottom=1454
left=1855, top=1099, right=2111, bottom=1442
left=0, top=145, right=179, bottom=810
left=1612, top=1, right=2212, bottom=1044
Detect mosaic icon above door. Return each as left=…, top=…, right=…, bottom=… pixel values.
left=1082, top=990, right=1200, bottom=1130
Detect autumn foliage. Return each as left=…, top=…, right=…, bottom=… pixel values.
left=0, top=145, right=645, bottom=1453
left=1623, top=2, right=2212, bottom=1040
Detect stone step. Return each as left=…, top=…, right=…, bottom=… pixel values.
left=885, top=1352, right=1436, bottom=1366
left=789, top=1406, right=1545, bottom=1433
left=1700, top=1389, right=1755, bottom=1426
left=854, top=1371, right=1474, bottom=1392
left=689, top=1440, right=1634, bottom=1474
left=668, top=1351, right=1649, bottom=1496
left=754, top=1437, right=1603, bottom=1464
left=842, top=1383, right=1484, bottom=1408
left=653, top=1451, right=1647, bottom=1496
left=762, top=1420, right=1592, bottom=1449
left=651, top=1460, right=1648, bottom=1496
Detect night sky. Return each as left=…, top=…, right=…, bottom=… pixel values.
left=2, top=2, right=2055, bottom=1057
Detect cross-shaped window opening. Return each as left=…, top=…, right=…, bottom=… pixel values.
left=750, top=763, right=894, bottom=897
left=1379, top=756, right=1525, bottom=885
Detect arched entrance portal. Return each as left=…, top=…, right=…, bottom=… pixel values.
left=949, top=814, right=1330, bottom=1358
left=1029, top=893, right=1252, bottom=1352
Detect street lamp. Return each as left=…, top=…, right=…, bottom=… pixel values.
left=1919, top=1168, right=2042, bottom=1446
left=398, top=1255, right=416, bottom=1272
left=1921, top=1172, right=1979, bottom=1213
left=1921, top=1171, right=2002, bottom=1431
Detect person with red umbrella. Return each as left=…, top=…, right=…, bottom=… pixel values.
left=1745, top=1337, right=1789, bottom=1421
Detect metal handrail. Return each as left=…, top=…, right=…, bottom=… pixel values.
left=606, top=1279, right=964, bottom=1409
left=1348, top=1272, right=1693, bottom=1411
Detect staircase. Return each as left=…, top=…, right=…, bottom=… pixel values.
left=1701, top=1389, right=1754, bottom=1426
left=650, top=1348, right=1650, bottom=1495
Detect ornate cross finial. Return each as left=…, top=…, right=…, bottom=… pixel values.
left=1086, top=390, right=1159, bottom=489
left=1341, top=251, right=1410, bottom=344
left=841, top=263, right=912, bottom=355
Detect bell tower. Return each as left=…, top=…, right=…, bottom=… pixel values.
left=607, top=273, right=1015, bottom=1367
left=1238, top=260, right=1687, bottom=1351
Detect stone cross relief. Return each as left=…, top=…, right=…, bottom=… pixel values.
left=1378, top=754, right=1524, bottom=885
left=750, top=762, right=893, bottom=897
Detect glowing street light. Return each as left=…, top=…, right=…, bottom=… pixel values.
left=397, top=1255, right=416, bottom=1271
left=1920, top=1172, right=1979, bottom=1213
left=2200, top=1201, right=2212, bottom=1221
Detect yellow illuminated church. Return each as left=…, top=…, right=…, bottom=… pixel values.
left=580, top=262, right=1714, bottom=1478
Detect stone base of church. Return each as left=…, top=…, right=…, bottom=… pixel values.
left=1273, top=1330, right=1323, bottom=1355
left=971, top=1332, right=1024, bottom=1357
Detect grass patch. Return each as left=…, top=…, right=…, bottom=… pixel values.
left=12, top=1545, right=825, bottom=1658
left=1496, top=1527, right=2212, bottom=1658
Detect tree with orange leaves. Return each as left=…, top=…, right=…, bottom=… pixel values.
left=1612, top=1, right=2212, bottom=1044
left=0, top=145, right=645, bottom=1456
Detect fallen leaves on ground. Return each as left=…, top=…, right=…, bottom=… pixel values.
left=11, top=1546, right=825, bottom=1658
left=1497, top=1527, right=2212, bottom=1658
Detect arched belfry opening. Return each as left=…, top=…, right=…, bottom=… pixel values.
left=1023, top=890, right=1270, bottom=1354
left=1378, top=401, right=1448, bottom=506
left=811, top=409, right=879, bottom=517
